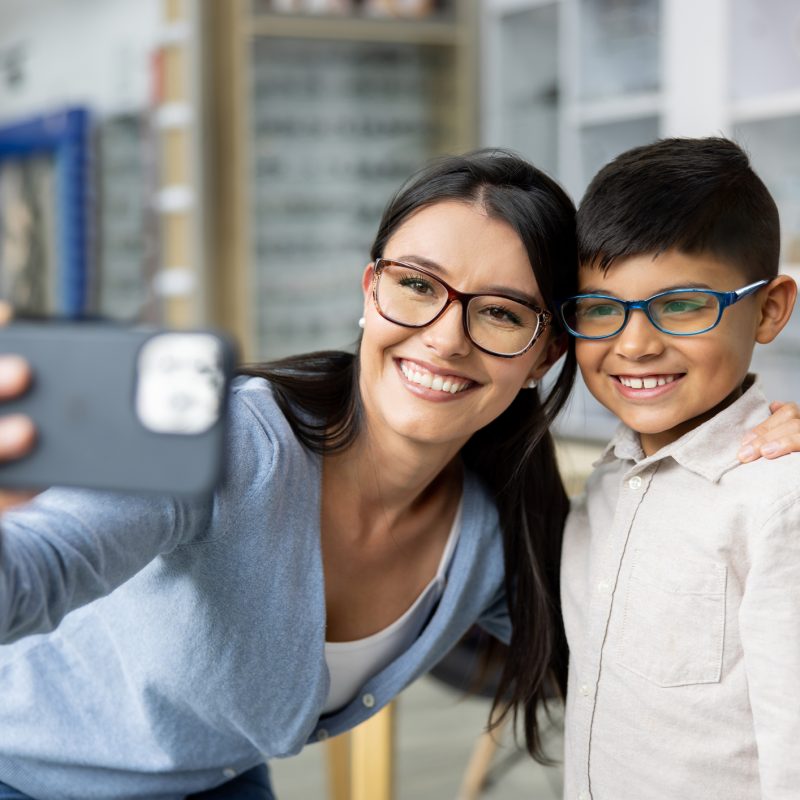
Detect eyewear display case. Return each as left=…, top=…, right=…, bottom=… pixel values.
left=205, top=0, right=479, bottom=361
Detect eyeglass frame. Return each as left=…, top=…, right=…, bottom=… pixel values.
left=371, top=258, right=553, bottom=358
left=558, top=279, right=770, bottom=340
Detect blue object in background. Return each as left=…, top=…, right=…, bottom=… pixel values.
left=0, top=107, right=91, bottom=316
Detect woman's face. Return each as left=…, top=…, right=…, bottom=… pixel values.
left=358, top=200, right=562, bottom=452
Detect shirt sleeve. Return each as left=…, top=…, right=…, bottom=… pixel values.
left=738, top=486, right=800, bottom=798
left=0, top=487, right=208, bottom=644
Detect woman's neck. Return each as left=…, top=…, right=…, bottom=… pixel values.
left=323, top=427, right=463, bottom=539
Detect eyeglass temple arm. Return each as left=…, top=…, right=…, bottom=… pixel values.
left=731, top=279, right=769, bottom=303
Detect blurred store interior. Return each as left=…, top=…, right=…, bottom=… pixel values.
left=0, top=0, right=799, bottom=796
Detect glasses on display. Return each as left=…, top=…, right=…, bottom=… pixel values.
left=371, top=258, right=552, bottom=358
left=559, top=279, right=769, bottom=339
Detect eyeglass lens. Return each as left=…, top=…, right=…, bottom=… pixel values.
left=376, top=262, right=541, bottom=355
left=563, top=291, right=722, bottom=337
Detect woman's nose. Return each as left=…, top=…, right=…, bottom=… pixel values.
left=420, top=301, right=472, bottom=358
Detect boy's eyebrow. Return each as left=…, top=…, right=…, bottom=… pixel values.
left=394, top=254, right=542, bottom=305
left=577, top=281, right=714, bottom=296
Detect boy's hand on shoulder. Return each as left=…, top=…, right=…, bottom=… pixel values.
left=738, top=401, right=800, bottom=462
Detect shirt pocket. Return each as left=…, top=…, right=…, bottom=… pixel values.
left=617, top=549, right=727, bottom=688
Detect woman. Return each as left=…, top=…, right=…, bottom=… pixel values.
left=0, top=149, right=576, bottom=799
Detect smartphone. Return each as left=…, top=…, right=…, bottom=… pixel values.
left=0, top=321, right=237, bottom=496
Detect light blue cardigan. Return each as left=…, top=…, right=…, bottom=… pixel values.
left=0, top=376, right=510, bottom=800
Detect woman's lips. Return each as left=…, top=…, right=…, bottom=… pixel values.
left=396, top=359, right=476, bottom=396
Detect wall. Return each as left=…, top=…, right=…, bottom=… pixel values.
left=0, top=0, right=161, bottom=122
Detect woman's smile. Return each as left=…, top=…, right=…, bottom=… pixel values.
left=396, top=358, right=478, bottom=397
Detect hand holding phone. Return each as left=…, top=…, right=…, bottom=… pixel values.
left=0, top=322, right=237, bottom=496
left=0, top=354, right=35, bottom=457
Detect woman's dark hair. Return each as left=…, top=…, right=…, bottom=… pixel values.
left=241, top=148, right=578, bottom=761
left=578, top=136, right=781, bottom=281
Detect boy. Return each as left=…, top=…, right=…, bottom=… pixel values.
left=559, top=137, right=799, bottom=800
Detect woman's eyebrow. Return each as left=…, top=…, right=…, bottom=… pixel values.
left=393, top=254, right=542, bottom=305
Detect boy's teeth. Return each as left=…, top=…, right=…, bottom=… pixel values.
left=400, top=361, right=470, bottom=394
left=619, top=374, right=676, bottom=389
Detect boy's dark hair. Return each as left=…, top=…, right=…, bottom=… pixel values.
left=577, top=136, right=780, bottom=281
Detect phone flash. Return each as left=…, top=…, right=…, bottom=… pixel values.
left=135, top=333, right=226, bottom=435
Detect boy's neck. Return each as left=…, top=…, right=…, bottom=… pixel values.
left=638, top=377, right=752, bottom=457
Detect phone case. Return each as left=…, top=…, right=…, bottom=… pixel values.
left=0, top=321, right=237, bottom=496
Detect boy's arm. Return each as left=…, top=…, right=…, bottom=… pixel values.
left=738, top=401, right=800, bottom=462
left=738, top=485, right=800, bottom=797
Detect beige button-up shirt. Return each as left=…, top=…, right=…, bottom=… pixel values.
left=562, top=382, right=800, bottom=800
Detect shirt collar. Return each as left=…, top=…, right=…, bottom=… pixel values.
left=593, top=376, right=771, bottom=483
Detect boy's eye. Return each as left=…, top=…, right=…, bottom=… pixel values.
left=578, top=301, right=623, bottom=318
left=657, top=296, right=711, bottom=315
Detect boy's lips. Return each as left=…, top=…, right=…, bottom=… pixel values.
left=395, top=358, right=478, bottom=396
left=611, top=372, right=685, bottom=399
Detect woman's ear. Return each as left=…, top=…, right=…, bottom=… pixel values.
left=361, top=264, right=375, bottom=297
left=756, top=275, right=797, bottom=344
left=530, top=332, right=568, bottom=381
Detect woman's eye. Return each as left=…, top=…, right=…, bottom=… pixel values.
left=481, top=305, right=523, bottom=326
left=398, top=276, right=434, bottom=295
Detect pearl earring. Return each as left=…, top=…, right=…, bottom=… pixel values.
left=525, top=378, right=537, bottom=389
left=358, top=317, right=365, bottom=329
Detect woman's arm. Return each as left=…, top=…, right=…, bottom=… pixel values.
left=0, top=486, right=206, bottom=644
left=739, top=401, right=800, bottom=462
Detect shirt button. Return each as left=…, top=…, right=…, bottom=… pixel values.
left=317, top=728, right=329, bottom=741
left=597, top=580, right=610, bottom=594
left=222, top=767, right=237, bottom=779
left=579, top=683, right=590, bottom=697
left=578, top=792, right=589, bottom=800
left=362, top=693, right=376, bottom=708
left=628, top=475, right=643, bottom=490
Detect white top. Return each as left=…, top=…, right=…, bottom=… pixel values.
left=561, top=383, right=800, bottom=800
left=323, top=499, right=463, bottom=714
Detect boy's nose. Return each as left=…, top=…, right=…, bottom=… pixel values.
left=420, top=301, right=471, bottom=359
left=613, top=309, right=665, bottom=360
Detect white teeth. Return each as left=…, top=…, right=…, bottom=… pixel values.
left=399, top=361, right=470, bottom=394
left=619, top=374, right=677, bottom=389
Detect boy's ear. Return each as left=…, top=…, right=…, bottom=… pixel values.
left=530, top=331, right=568, bottom=381
left=755, top=275, right=797, bottom=344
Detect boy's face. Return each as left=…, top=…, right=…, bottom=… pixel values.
left=575, top=250, right=763, bottom=455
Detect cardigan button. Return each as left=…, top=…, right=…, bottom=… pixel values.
left=362, top=693, right=376, bottom=708
left=317, top=728, right=329, bottom=741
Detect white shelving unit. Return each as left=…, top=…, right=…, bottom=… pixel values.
left=482, top=0, right=800, bottom=442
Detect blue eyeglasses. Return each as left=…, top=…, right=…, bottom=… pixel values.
left=559, top=279, right=769, bottom=340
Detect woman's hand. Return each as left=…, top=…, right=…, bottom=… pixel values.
left=738, top=401, right=800, bottom=462
left=0, top=302, right=38, bottom=510
left=0, top=354, right=35, bottom=460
